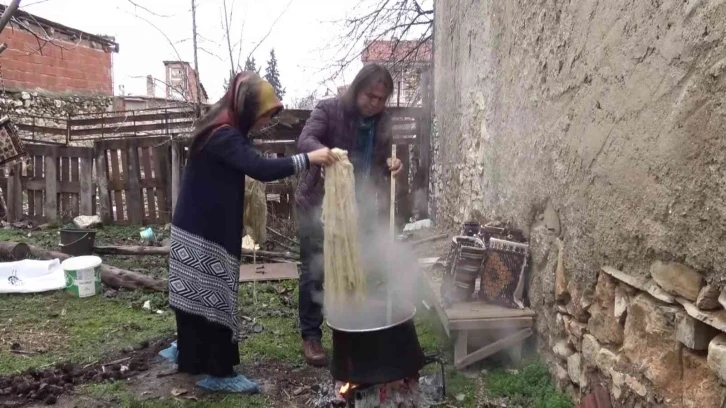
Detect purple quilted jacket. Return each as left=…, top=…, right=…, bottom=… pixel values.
left=294, top=97, right=392, bottom=214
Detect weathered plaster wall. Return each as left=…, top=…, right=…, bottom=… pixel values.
left=433, top=0, right=726, bottom=405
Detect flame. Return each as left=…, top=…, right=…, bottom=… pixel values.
left=340, top=383, right=350, bottom=394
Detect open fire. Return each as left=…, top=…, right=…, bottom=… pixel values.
left=336, top=378, right=426, bottom=408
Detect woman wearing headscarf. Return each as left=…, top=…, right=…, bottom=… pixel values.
left=162, top=72, right=335, bottom=393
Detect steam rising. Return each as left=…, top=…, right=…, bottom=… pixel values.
left=314, top=177, right=427, bottom=331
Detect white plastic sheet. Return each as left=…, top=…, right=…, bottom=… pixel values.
left=0, top=259, right=65, bottom=294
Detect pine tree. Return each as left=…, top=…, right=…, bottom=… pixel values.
left=244, top=56, right=259, bottom=74
left=264, top=49, right=285, bottom=101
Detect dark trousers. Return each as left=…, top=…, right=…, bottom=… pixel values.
left=298, top=206, right=324, bottom=340
left=173, top=308, right=240, bottom=377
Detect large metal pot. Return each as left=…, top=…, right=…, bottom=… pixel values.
left=326, top=299, right=426, bottom=385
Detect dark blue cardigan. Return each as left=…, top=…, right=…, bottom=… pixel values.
left=172, top=127, right=308, bottom=258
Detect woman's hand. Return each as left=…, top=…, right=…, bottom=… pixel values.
left=307, top=148, right=337, bottom=167
left=387, top=157, right=403, bottom=177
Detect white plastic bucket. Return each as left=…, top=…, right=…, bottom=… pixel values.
left=61, top=256, right=102, bottom=298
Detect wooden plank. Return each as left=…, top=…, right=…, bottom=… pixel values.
left=94, top=145, right=111, bottom=222
left=454, top=331, right=468, bottom=365
left=70, top=120, right=194, bottom=137
left=171, top=142, right=181, bottom=216
left=448, top=316, right=533, bottom=331
left=7, top=164, right=21, bottom=222
left=68, top=110, right=194, bottom=127
left=96, top=137, right=169, bottom=151
left=126, top=143, right=143, bottom=224
left=70, top=157, right=80, bottom=216
left=26, top=157, right=35, bottom=218
left=108, top=149, right=124, bottom=222
left=25, top=179, right=80, bottom=193
left=153, top=145, right=169, bottom=223
left=44, top=153, right=58, bottom=222
left=61, top=157, right=70, bottom=217
left=33, top=155, right=43, bottom=218
left=239, top=263, right=298, bottom=282
left=140, top=147, right=156, bottom=221
left=454, top=328, right=533, bottom=369
left=79, top=157, right=93, bottom=215
left=24, top=145, right=93, bottom=160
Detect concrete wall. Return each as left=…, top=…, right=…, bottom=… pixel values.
left=0, top=28, right=114, bottom=95
left=433, top=0, right=726, bottom=405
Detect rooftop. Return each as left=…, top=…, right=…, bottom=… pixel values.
left=0, top=3, right=119, bottom=52
left=362, top=39, right=432, bottom=64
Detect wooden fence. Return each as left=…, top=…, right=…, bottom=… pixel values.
left=2, top=102, right=433, bottom=226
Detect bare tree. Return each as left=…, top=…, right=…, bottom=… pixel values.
left=325, top=0, right=433, bottom=83
left=289, top=91, right=319, bottom=110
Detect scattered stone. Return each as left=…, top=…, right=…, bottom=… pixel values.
left=587, top=273, right=624, bottom=345
left=567, top=353, right=582, bottom=385
left=683, top=348, right=726, bottom=408
left=252, top=323, right=264, bottom=334
left=566, top=319, right=588, bottom=340
left=581, top=334, right=600, bottom=365
left=719, top=289, right=726, bottom=310
left=543, top=202, right=560, bottom=235
left=650, top=261, right=704, bottom=302
left=677, top=297, right=726, bottom=333
left=170, top=388, right=187, bottom=397
left=610, top=369, right=624, bottom=400
left=601, top=266, right=676, bottom=304
left=707, top=334, right=726, bottom=383
left=696, top=285, right=721, bottom=310
left=555, top=240, right=568, bottom=303
left=614, top=285, right=628, bottom=323
left=625, top=374, right=647, bottom=397
left=677, top=312, right=719, bottom=351
left=553, top=340, right=574, bottom=359
left=293, top=387, right=307, bottom=396
left=455, top=393, right=466, bottom=402
left=553, top=362, right=570, bottom=387
left=567, top=280, right=591, bottom=323
left=621, top=293, right=681, bottom=393
left=73, top=215, right=102, bottom=229
left=595, top=348, right=618, bottom=373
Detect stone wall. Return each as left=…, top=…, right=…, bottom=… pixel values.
left=0, top=90, right=112, bottom=144
left=433, top=0, right=726, bottom=405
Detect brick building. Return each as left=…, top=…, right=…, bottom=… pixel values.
left=163, top=61, right=207, bottom=104
left=361, top=39, right=432, bottom=107
left=114, top=63, right=208, bottom=111
left=0, top=4, right=118, bottom=95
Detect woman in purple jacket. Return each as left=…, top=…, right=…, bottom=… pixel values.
left=294, top=64, right=403, bottom=366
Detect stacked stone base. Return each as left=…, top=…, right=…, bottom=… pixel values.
left=543, top=260, right=726, bottom=407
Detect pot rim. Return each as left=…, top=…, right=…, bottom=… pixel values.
left=325, top=302, right=417, bottom=333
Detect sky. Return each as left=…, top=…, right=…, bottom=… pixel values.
left=16, top=0, right=366, bottom=104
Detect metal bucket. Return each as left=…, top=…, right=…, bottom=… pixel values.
left=59, top=229, right=96, bottom=256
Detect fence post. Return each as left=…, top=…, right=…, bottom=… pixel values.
left=126, top=141, right=143, bottom=224
left=94, top=143, right=111, bottom=223
left=44, top=153, right=58, bottom=222
left=7, top=163, right=21, bottom=222
left=416, top=68, right=432, bottom=219
left=79, top=153, right=93, bottom=216
left=171, top=140, right=181, bottom=216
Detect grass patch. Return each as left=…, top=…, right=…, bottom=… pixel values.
left=487, top=362, right=573, bottom=408
left=82, top=382, right=272, bottom=408
left=0, top=291, right=174, bottom=374
left=0, top=225, right=175, bottom=374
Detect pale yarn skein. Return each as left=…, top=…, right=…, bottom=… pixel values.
left=322, top=148, right=366, bottom=308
